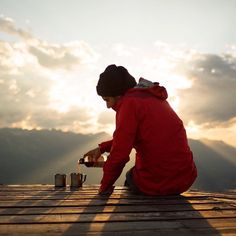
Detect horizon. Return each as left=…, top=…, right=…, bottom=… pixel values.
left=1, top=126, right=235, bottom=148
left=0, top=0, right=236, bottom=147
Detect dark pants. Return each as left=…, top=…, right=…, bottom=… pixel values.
left=124, top=167, right=143, bottom=195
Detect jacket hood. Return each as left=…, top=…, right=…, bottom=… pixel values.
left=132, top=78, right=168, bottom=100
left=112, top=78, right=168, bottom=111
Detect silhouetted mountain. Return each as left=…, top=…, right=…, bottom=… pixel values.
left=0, top=128, right=110, bottom=184
left=189, top=139, right=236, bottom=191
left=0, top=128, right=235, bottom=191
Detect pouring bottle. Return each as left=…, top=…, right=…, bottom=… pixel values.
left=78, top=155, right=107, bottom=168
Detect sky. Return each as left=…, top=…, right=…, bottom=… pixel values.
left=0, top=0, right=236, bottom=147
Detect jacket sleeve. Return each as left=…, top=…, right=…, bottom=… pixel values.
left=99, top=140, right=113, bottom=153
left=100, top=98, right=138, bottom=192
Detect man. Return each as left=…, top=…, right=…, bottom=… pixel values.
left=84, top=64, right=197, bottom=195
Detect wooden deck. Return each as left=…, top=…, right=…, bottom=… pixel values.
left=0, top=185, right=236, bottom=235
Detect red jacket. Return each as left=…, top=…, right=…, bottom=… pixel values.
left=99, top=80, right=197, bottom=195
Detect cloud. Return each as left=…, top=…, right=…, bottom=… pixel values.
left=97, top=111, right=115, bottom=125
left=0, top=66, right=52, bottom=127
left=176, top=52, right=236, bottom=127
left=28, top=41, right=98, bottom=69
left=29, top=44, right=81, bottom=69
left=30, top=107, right=93, bottom=131
left=0, top=16, right=99, bottom=133
left=0, top=15, right=32, bottom=39
left=134, top=42, right=236, bottom=129
left=0, top=16, right=98, bottom=70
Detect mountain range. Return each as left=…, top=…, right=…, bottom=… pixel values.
left=0, top=128, right=235, bottom=192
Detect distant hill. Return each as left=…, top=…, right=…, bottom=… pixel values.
left=0, top=128, right=110, bottom=185
left=189, top=139, right=236, bottom=191
left=0, top=128, right=235, bottom=191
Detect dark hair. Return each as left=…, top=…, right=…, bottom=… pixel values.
left=96, top=64, right=137, bottom=97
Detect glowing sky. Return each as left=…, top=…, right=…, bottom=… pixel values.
left=0, top=0, right=236, bottom=146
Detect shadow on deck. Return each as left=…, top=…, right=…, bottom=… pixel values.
left=0, top=185, right=236, bottom=235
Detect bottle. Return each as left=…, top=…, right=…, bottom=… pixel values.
left=78, top=155, right=107, bottom=168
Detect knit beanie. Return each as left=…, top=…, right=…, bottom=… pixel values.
left=96, top=64, right=137, bottom=97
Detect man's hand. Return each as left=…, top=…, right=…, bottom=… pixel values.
left=83, top=147, right=102, bottom=162
left=98, top=186, right=114, bottom=196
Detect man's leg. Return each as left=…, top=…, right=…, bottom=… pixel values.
left=125, top=167, right=143, bottom=195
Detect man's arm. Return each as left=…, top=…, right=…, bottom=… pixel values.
left=99, top=98, right=138, bottom=193
left=99, top=140, right=113, bottom=153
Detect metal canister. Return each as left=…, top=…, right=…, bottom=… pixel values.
left=54, top=174, right=66, bottom=187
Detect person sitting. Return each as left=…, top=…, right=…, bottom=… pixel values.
left=84, top=64, right=197, bottom=195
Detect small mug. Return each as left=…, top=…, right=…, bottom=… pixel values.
left=55, top=174, right=66, bottom=187
left=70, top=173, right=86, bottom=188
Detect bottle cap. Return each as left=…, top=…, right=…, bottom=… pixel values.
left=78, top=158, right=84, bottom=164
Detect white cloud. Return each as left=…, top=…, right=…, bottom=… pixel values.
left=97, top=111, right=115, bottom=125
left=0, top=16, right=100, bottom=133
left=0, top=15, right=32, bottom=40
left=135, top=42, right=236, bottom=128
left=28, top=40, right=98, bottom=70
left=176, top=52, right=236, bottom=126
left=29, top=44, right=80, bottom=69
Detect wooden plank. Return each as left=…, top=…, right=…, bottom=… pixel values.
left=0, top=185, right=222, bottom=192
left=1, top=184, right=234, bottom=194
left=1, top=189, right=236, bottom=201
left=0, top=227, right=230, bottom=236
left=0, top=203, right=233, bottom=215
left=0, top=221, right=183, bottom=235
left=212, top=197, right=236, bottom=206
left=0, top=194, right=216, bottom=201
left=0, top=209, right=236, bottom=224
left=0, top=185, right=101, bottom=191
left=0, top=198, right=222, bottom=208
left=0, top=184, right=99, bottom=188
left=0, top=189, right=221, bottom=197
left=2, top=185, right=235, bottom=195
left=0, top=219, right=236, bottom=235
left=2, top=185, right=235, bottom=202
left=0, top=195, right=217, bottom=204
left=184, top=191, right=236, bottom=200
left=0, top=194, right=213, bottom=201
left=0, top=191, right=212, bottom=196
